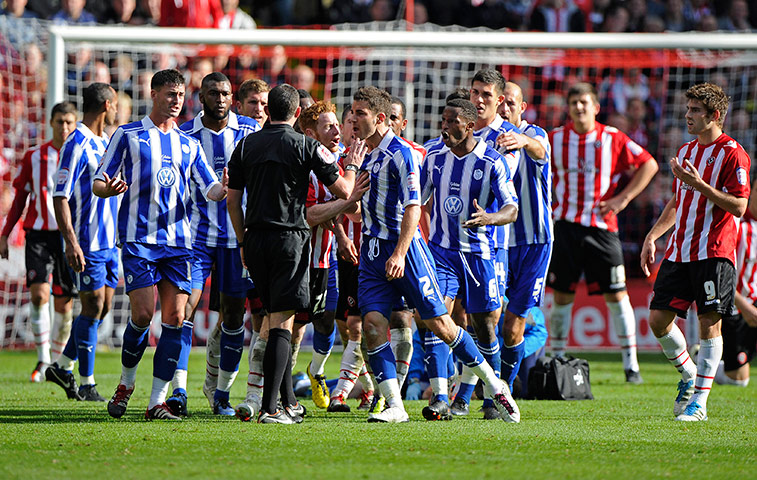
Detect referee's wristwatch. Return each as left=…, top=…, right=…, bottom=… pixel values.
left=344, top=164, right=359, bottom=173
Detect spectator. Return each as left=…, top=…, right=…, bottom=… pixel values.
left=718, top=0, right=753, bottom=31
left=84, top=60, right=111, bottom=84
left=588, top=0, right=612, bottom=31
left=642, top=13, right=666, bottom=31
left=290, top=64, right=315, bottom=94
left=369, top=0, right=395, bottom=21
left=600, top=3, right=630, bottom=32
left=112, top=54, right=134, bottom=97
left=105, top=91, right=132, bottom=137
left=662, top=0, right=690, bottom=31
left=0, top=0, right=38, bottom=18
left=625, top=0, right=648, bottom=32
left=159, top=0, right=223, bottom=28
left=529, top=0, right=586, bottom=32
left=51, top=0, right=98, bottom=24
left=101, top=0, right=142, bottom=25
left=626, top=97, right=651, bottom=150
left=218, top=0, right=256, bottom=29
left=697, top=13, right=719, bottom=31
left=684, top=0, right=713, bottom=27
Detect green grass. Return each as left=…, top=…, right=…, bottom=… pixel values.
left=1, top=350, right=755, bottom=479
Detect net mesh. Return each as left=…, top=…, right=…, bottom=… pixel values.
left=2, top=18, right=756, bottom=348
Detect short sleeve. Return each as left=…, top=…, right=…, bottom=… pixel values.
left=53, top=136, right=81, bottom=199
left=396, top=147, right=421, bottom=208
left=309, top=139, right=340, bottom=187
left=12, top=149, right=32, bottom=192
left=95, top=127, right=127, bottom=182
left=614, top=130, right=653, bottom=172
left=722, top=146, right=751, bottom=199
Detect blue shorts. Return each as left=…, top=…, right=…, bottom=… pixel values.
left=495, top=248, right=508, bottom=299
left=358, top=234, right=447, bottom=321
left=326, top=246, right=339, bottom=311
left=122, top=242, right=192, bottom=294
left=191, top=244, right=252, bottom=297
left=75, top=247, right=119, bottom=292
left=506, top=243, right=552, bottom=317
left=429, top=243, right=501, bottom=314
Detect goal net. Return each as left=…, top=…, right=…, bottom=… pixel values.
left=2, top=18, right=756, bottom=350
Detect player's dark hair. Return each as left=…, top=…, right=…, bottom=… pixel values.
left=390, top=95, right=406, bottom=119
left=51, top=101, right=77, bottom=119
left=201, top=72, right=230, bottom=90
left=267, top=83, right=300, bottom=121
left=151, top=69, right=185, bottom=90
left=446, top=99, right=477, bottom=124
left=445, top=87, right=470, bottom=103
left=297, top=88, right=313, bottom=101
left=472, top=69, right=506, bottom=95
left=567, top=82, right=599, bottom=105
left=685, top=82, right=729, bottom=128
left=82, top=83, right=114, bottom=114
left=353, top=86, right=392, bottom=119
left=341, top=106, right=351, bottom=124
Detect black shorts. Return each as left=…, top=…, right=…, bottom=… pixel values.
left=336, top=258, right=360, bottom=320
left=721, top=311, right=757, bottom=371
left=547, top=220, right=626, bottom=295
left=25, top=230, right=76, bottom=297
left=295, top=267, right=329, bottom=325
left=243, top=229, right=310, bottom=314
left=650, top=258, right=736, bottom=319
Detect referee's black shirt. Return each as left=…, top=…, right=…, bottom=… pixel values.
left=228, top=123, right=340, bottom=231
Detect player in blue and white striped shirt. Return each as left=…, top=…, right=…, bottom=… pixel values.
left=470, top=69, right=522, bottom=298
left=49, top=83, right=120, bottom=402
left=94, top=69, right=228, bottom=421
left=420, top=99, right=519, bottom=421
left=353, top=86, right=519, bottom=423
left=496, top=81, right=554, bottom=394
left=160, top=72, right=261, bottom=417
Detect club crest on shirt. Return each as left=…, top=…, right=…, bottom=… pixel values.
left=594, top=141, right=602, bottom=149
left=372, top=162, right=381, bottom=174
left=737, top=167, right=747, bottom=186
left=317, top=145, right=335, bottom=164
left=707, top=156, right=715, bottom=165
left=443, top=195, right=464, bottom=216
left=157, top=166, right=176, bottom=187
left=473, top=169, right=484, bottom=181
left=181, top=144, right=191, bottom=154
left=57, top=168, right=70, bottom=185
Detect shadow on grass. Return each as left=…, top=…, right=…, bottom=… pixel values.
left=0, top=407, right=120, bottom=423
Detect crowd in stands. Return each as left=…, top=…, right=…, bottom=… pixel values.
left=0, top=0, right=755, bottom=32
left=1, top=0, right=756, bottom=269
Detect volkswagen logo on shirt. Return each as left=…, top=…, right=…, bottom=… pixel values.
left=157, top=167, right=176, bottom=187
left=443, top=195, right=464, bottom=216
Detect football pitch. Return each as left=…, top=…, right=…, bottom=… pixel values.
left=1, top=350, right=755, bottom=479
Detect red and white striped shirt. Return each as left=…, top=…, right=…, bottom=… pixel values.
left=550, top=122, right=653, bottom=232
left=8, top=141, right=59, bottom=232
left=307, top=161, right=344, bottom=269
left=736, top=212, right=757, bottom=302
left=665, top=134, right=751, bottom=264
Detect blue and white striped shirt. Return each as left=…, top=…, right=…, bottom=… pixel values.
left=509, top=120, right=553, bottom=246
left=180, top=112, right=260, bottom=248
left=474, top=115, right=522, bottom=249
left=95, top=116, right=220, bottom=248
left=360, top=129, right=422, bottom=241
left=54, top=123, right=118, bottom=253
left=421, top=140, right=517, bottom=259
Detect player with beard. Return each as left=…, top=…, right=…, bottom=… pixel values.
left=353, top=86, right=518, bottom=423
left=162, top=72, right=261, bottom=417
left=420, top=99, right=520, bottom=421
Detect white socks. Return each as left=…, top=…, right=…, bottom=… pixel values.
left=657, top=324, right=696, bottom=382
left=50, top=310, right=73, bottom=361
left=607, top=297, right=640, bottom=372
left=390, top=327, right=413, bottom=388
left=246, top=337, right=266, bottom=401
left=550, top=302, right=573, bottom=356
left=148, top=376, right=170, bottom=409
left=30, top=303, right=51, bottom=364
left=333, top=339, right=362, bottom=399
left=690, top=336, right=723, bottom=408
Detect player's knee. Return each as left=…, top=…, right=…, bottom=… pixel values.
left=80, top=293, right=105, bottom=318
left=30, top=287, right=49, bottom=307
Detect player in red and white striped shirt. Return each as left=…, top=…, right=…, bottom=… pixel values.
left=296, top=101, right=368, bottom=410
left=642, top=82, right=751, bottom=421
left=548, top=83, right=658, bottom=383
left=0, top=102, right=77, bottom=383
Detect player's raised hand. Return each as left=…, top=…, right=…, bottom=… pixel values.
left=496, top=131, right=527, bottom=151
left=348, top=171, right=370, bottom=203
left=100, top=172, right=128, bottom=197
left=670, top=156, right=702, bottom=188
left=462, top=199, right=491, bottom=228
left=345, top=138, right=368, bottom=168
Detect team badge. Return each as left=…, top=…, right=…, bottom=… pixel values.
left=473, top=169, right=483, bottom=181
left=126, top=274, right=133, bottom=284
left=157, top=167, right=176, bottom=187
left=57, top=168, right=70, bottom=185
left=82, top=275, right=90, bottom=285
left=407, top=171, right=418, bottom=191
left=737, top=167, right=747, bottom=186
left=181, top=144, right=190, bottom=154
left=594, top=141, right=602, bottom=149
left=372, top=162, right=381, bottom=174
left=443, top=195, right=464, bottom=216
left=707, top=156, right=715, bottom=165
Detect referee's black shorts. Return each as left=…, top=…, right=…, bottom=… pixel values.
left=243, top=229, right=310, bottom=314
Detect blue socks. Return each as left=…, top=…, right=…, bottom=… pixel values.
left=448, top=327, right=485, bottom=368
left=121, top=319, right=149, bottom=369
left=367, top=342, right=397, bottom=383
left=219, top=324, right=244, bottom=373
left=153, top=323, right=182, bottom=381
left=501, top=340, right=525, bottom=390
left=312, top=326, right=336, bottom=355
left=75, top=315, right=99, bottom=378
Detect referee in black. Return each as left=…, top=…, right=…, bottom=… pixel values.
left=227, top=84, right=367, bottom=424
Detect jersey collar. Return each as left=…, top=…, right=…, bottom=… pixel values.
left=375, top=127, right=396, bottom=153
left=190, top=111, right=239, bottom=134
left=476, top=114, right=504, bottom=135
